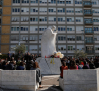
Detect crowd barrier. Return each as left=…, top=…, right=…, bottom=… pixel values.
left=0, top=69, right=39, bottom=91
left=59, top=69, right=99, bottom=91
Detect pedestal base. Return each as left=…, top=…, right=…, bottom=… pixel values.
left=36, top=58, right=61, bottom=75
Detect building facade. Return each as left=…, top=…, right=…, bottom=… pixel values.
left=1, top=0, right=99, bottom=57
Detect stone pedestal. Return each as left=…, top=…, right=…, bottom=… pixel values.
left=36, top=58, right=61, bottom=75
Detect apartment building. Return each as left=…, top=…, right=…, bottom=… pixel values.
left=1, top=0, right=99, bottom=57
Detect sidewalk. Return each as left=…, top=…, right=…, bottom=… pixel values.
left=37, top=75, right=62, bottom=91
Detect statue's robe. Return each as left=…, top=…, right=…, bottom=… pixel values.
left=41, top=27, right=57, bottom=57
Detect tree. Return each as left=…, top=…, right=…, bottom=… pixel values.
left=15, top=44, right=26, bottom=54
left=74, top=50, right=87, bottom=59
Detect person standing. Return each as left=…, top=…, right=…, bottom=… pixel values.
left=7, top=51, right=11, bottom=61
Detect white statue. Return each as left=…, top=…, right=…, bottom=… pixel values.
left=41, top=26, right=57, bottom=57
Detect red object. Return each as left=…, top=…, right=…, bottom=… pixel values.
left=81, top=62, right=84, bottom=66
left=45, top=56, right=46, bottom=58
left=60, top=66, right=68, bottom=78
left=58, top=56, right=59, bottom=58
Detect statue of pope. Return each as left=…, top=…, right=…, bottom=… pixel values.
left=41, top=26, right=57, bottom=57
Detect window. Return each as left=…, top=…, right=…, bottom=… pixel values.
left=11, top=35, right=19, bottom=41
left=66, top=8, right=74, bottom=13
left=66, top=0, right=73, bottom=4
left=58, top=45, right=66, bottom=51
left=30, top=45, right=38, bottom=51
left=92, top=0, right=98, bottom=5
left=39, top=8, right=47, bottom=13
left=39, top=17, right=47, bottom=22
left=67, top=26, right=75, bottom=31
left=67, top=17, right=74, bottom=22
left=57, top=8, right=65, bottom=13
left=12, top=17, right=20, bottom=22
left=21, top=8, right=29, bottom=13
left=57, top=0, right=65, bottom=4
left=75, top=0, right=82, bottom=4
left=13, top=0, right=20, bottom=3
left=58, top=35, right=66, bottom=41
left=39, top=26, right=47, bottom=31
left=94, top=27, right=99, bottom=31
left=76, top=26, right=84, bottom=32
left=95, top=45, right=99, bottom=50
left=84, top=18, right=92, bottom=23
left=11, top=26, right=19, bottom=31
left=30, top=26, right=38, bottom=32
left=85, top=37, right=93, bottom=43
left=68, top=45, right=75, bottom=50
left=21, top=16, right=29, bottom=22
left=10, top=45, right=16, bottom=51
left=30, top=7, right=38, bottom=12
left=93, top=17, right=99, bottom=22
left=48, top=0, right=56, bottom=4
left=20, top=35, right=28, bottom=41
left=49, top=8, right=56, bottom=13
left=22, top=0, right=29, bottom=3
left=49, top=17, right=56, bottom=22
left=40, top=0, right=47, bottom=4
left=30, top=35, right=38, bottom=41
left=12, top=8, right=20, bottom=12
left=58, top=26, right=65, bottom=31
left=75, top=8, right=82, bottom=13
left=30, top=17, right=38, bottom=22
left=94, top=36, right=99, bottom=41
left=92, top=9, right=99, bottom=14
left=77, top=45, right=84, bottom=50
left=31, top=0, right=38, bottom=3
left=76, top=17, right=83, bottom=22
left=20, top=26, right=28, bottom=31
left=67, top=36, right=75, bottom=41
left=76, top=36, right=81, bottom=41
left=85, top=28, right=92, bottom=33
left=39, top=45, right=41, bottom=51
left=58, top=17, right=65, bottom=22
left=39, top=35, right=42, bottom=41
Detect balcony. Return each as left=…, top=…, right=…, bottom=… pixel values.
left=85, top=40, right=94, bottom=44
left=83, top=1, right=92, bottom=7
left=84, top=12, right=92, bottom=16
left=85, top=30, right=94, bottom=35
left=85, top=50, right=94, bottom=54
left=0, top=1, right=2, bottom=6
left=0, top=10, right=2, bottom=15
left=84, top=21, right=93, bottom=25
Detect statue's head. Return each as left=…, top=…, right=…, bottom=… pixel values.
left=51, top=25, right=56, bottom=31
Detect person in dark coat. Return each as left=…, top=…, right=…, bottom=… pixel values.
left=88, top=61, right=96, bottom=69
left=25, top=52, right=32, bottom=70
left=7, top=51, right=11, bottom=61
left=30, top=62, right=43, bottom=88
left=16, top=62, right=24, bottom=70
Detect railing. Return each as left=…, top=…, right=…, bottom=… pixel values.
left=84, top=12, right=92, bottom=15
left=85, top=30, right=94, bottom=34
left=85, top=50, right=94, bottom=54
left=84, top=21, right=93, bottom=24
left=85, top=40, right=94, bottom=44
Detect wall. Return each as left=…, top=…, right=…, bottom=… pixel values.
left=0, top=70, right=37, bottom=91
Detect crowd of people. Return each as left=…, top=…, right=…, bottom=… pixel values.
left=60, top=56, right=99, bottom=78
left=0, top=51, right=99, bottom=87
